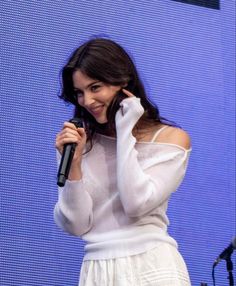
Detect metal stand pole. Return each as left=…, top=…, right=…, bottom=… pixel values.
left=226, top=258, right=234, bottom=286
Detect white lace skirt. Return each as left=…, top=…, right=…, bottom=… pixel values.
left=78, top=242, right=191, bottom=286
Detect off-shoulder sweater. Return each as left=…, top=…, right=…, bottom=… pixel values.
left=54, top=97, right=191, bottom=260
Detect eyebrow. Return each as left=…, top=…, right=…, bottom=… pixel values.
left=73, top=80, right=101, bottom=91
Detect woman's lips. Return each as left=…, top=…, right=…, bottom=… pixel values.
left=89, top=105, right=104, bottom=116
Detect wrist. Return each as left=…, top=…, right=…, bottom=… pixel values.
left=115, top=97, right=144, bottom=130
left=68, top=160, right=82, bottom=181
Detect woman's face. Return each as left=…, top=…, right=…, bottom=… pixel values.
left=72, top=70, right=122, bottom=124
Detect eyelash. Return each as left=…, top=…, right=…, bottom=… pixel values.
left=91, top=85, right=100, bottom=92
left=74, top=85, right=101, bottom=99
left=74, top=85, right=101, bottom=97
left=74, top=91, right=83, bottom=98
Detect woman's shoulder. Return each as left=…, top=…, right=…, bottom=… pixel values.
left=151, top=124, right=191, bottom=150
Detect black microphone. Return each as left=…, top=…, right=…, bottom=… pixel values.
left=57, top=118, right=83, bottom=187
left=213, top=237, right=236, bottom=266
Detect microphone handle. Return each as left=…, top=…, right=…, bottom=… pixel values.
left=57, top=143, right=77, bottom=187
left=57, top=118, right=83, bottom=187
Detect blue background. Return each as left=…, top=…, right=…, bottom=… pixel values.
left=1, top=1, right=235, bottom=285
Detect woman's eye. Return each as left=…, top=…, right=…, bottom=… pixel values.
left=75, top=90, right=83, bottom=98
left=74, top=90, right=83, bottom=100
left=91, top=85, right=100, bottom=92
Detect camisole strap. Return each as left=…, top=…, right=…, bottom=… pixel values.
left=151, top=126, right=169, bottom=142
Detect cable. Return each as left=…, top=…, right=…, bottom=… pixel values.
left=212, top=264, right=216, bottom=286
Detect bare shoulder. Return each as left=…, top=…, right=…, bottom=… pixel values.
left=154, top=125, right=191, bottom=150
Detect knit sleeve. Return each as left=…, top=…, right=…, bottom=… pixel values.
left=115, top=97, right=190, bottom=217
left=54, top=151, right=94, bottom=236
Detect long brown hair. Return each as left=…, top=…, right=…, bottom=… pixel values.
left=60, top=38, right=166, bottom=147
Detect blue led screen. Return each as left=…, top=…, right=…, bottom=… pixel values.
left=1, top=1, right=235, bottom=285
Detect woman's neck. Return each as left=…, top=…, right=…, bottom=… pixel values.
left=95, top=117, right=161, bottom=139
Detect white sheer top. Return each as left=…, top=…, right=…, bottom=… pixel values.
left=54, top=97, right=191, bottom=260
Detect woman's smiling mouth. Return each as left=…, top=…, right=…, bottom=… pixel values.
left=89, top=105, right=105, bottom=116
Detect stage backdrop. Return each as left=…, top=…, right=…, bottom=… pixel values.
left=1, top=1, right=235, bottom=285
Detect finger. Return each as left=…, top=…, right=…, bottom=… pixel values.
left=63, top=122, right=78, bottom=130
left=76, top=127, right=87, bottom=137
left=122, top=88, right=135, bottom=97
left=57, top=137, right=80, bottom=148
left=58, top=130, right=81, bottom=140
left=57, top=129, right=82, bottom=142
left=62, top=125, right=86, bottom=136
left=57, top=131, right=80, bottom=142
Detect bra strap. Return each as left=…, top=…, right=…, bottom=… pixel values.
left=151, top=126, right=169, bottom=142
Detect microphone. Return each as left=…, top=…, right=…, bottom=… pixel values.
left=213, top=237, right=236, bottom=266
left=57, top=118, right=83, bottom=187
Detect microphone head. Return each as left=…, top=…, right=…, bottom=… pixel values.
left=69, top=118, right=83, bottom=128
left=232, top=236, right=236, bottom=249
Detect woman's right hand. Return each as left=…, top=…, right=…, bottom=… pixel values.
left=55, top=121, right=87, bottom=164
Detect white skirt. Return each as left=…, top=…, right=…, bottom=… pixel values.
left=78, top=242, right=191, bottom=286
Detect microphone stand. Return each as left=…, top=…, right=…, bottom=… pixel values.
left=226, top=257, right=234, bottom=286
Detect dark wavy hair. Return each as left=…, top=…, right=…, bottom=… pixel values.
left=59, top=38, right=167, bottom=145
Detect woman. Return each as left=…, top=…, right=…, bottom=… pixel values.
left=54, top=38, right=191, bottom=285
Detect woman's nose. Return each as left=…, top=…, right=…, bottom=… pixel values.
left=80, top=92, right=95, bottom=107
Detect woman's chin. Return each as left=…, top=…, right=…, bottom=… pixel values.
left=95, top=116, right=108, bottom=124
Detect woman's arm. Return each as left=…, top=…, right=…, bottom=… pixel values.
left=115, top=97, right=191, bottom=217
left=54, top=178, right=94, bottom=236
left=54, top=123, right=94, bottom=236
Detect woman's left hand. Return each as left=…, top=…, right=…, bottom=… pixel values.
left=119, top=88, right=136, bottom=116
left=121, top=88, right=135, bottom=98
left=116, top=88, right=144, bottom=125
